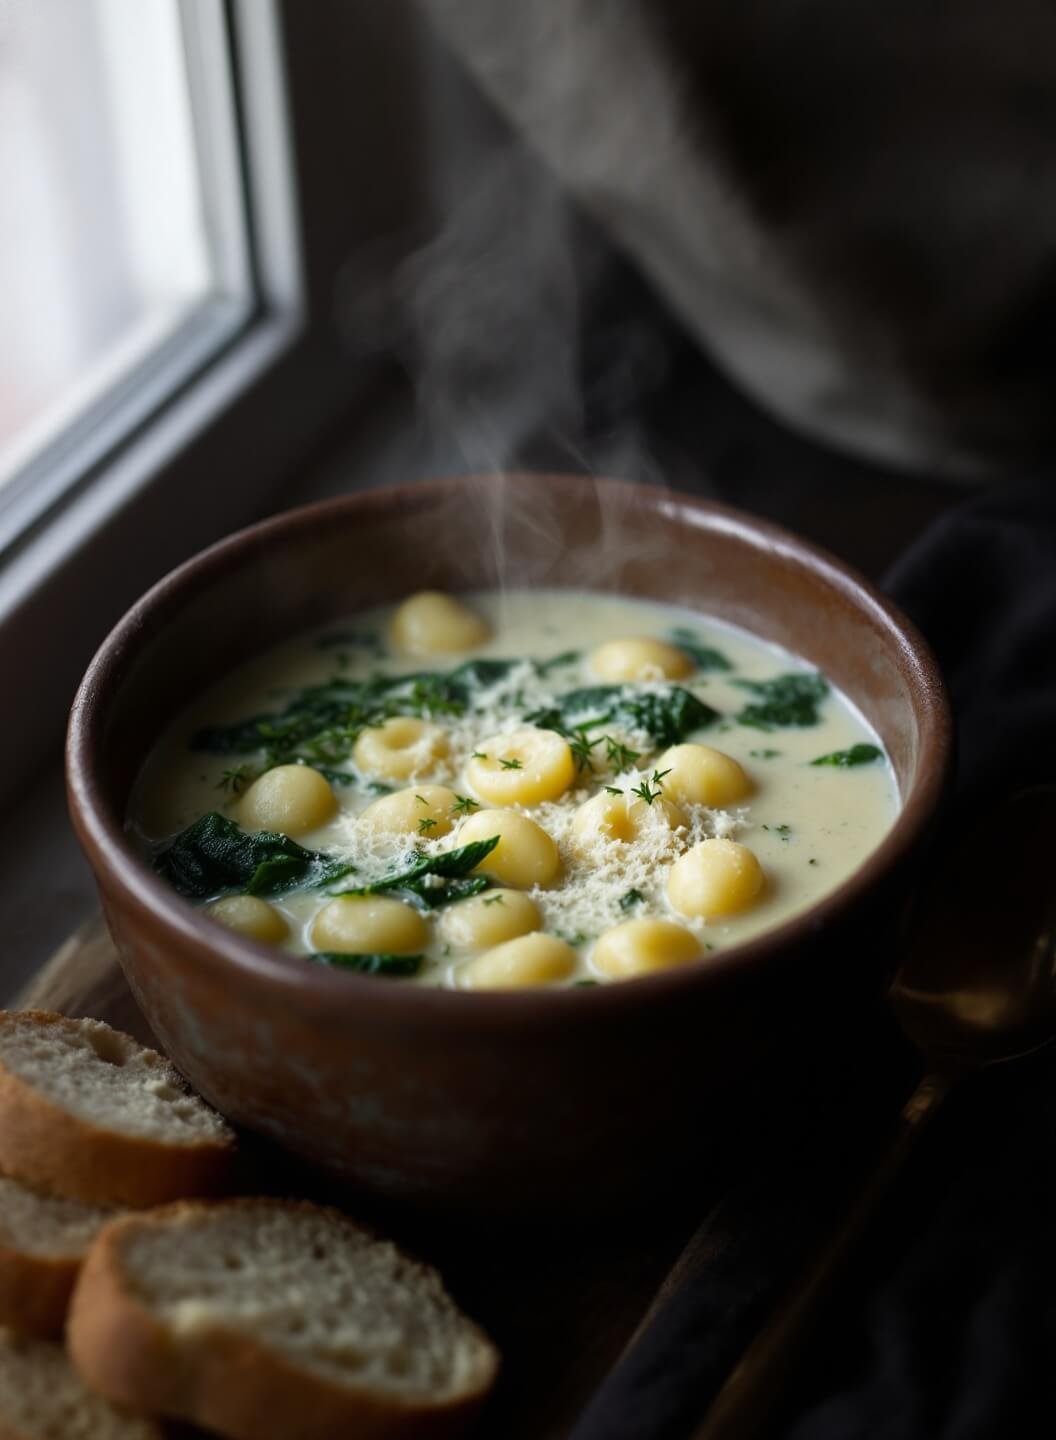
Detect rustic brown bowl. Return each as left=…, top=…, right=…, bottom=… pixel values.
left=66, top=475, right=952, bottom=1213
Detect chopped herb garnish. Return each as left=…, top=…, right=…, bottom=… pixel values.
left=762, top=823, right=793, bottom=841
left=619, top=888, right=644, bottom=911
left=216, top=765, right=254, bottom=797
left=808, top=858, right=819, bottom=866
left=603, top=735, right=642, bottom=771
left=450, top=794, right=480, bottom=816
left=631, top=768, right=671, bottom=805
left=471, top=751, right=489, bottom=761
left=573, top=979, right=598, bottom=987
left=567, top=729, right=599, bottom=773
left=604, top=785, right=623, bottom=796
left=333, top=836, right=500, bottom=910
left=749, top=749, right=783, bottom=760
left=734, top=673, right=828, bottom=730
left=482, top=893, right=505, bottom=907
left=669, top=628, right=733, bottom=673
left=498, top=757, right=523, bottom=770
left=310, top=952, right=422, bottom=978
left=558, top=931, right=590, bottom=947
left=366, top=781, right=392, bottom=796
left=417, top=817, right=438, bottom=834
left=809, top=743, right=883, bottom=768
left=154, top=812, right=355, bottom=900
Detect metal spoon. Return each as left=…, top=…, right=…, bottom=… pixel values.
left=692, top=784, right=1056, bottom=1440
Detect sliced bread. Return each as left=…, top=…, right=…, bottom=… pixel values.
left=0, top=1329, right=161, bottom=1440
left=0, top=1173, right=118, bottom=1337
left=69, top=1199, right=500, bottom=1440
left=0, top=1011, right=235, bottom=1208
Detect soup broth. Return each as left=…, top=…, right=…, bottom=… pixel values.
left=131, top=589, right=899, bottom=988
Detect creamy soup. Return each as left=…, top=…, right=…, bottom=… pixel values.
left=131, top=589, right=899, bottom=988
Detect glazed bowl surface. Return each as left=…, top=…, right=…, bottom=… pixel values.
left=66, top=475, right=952, bottom=1212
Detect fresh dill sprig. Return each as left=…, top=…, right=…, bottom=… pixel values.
left=630, top=768, right=671, bottom=805
left=450, top=794, right=480, bottom=816
left=498, top=757, right=523, bottom=771
left=216, top=765, right=254, bottom=797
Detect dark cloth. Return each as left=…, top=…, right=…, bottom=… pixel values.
left=569, top=475, right=1056, bottom=1440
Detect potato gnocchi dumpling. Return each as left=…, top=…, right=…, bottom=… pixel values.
left=659, top=744, right=752, bottom=808
left=135, top=587, right=898, bottom=991
left=590, top=636, right=694, bottom=682
left=592, top=918, right=701, bottom=978
left=438, top=889, right=542, bottom=950
left=311, top=896, right=429, bottom=955
left=460, top=933, right=577, bottom=990
left=360, top=785, right=460, bottom=838
left=465, top=728, right=575, bottom=806
left=667, top=839, right=765, bottom=919
left=455, top=809, right=561, bottom=889
left=205, top=895, right=288, bottom=944
left=353, top=717, right=449, bottom=782
left=391, top=591, right=490, bottom=655
left=238, top=764, right=337, bottom=837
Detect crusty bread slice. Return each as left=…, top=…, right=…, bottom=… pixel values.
left=0, top=1173, right=118, bottom=1337
left=0, top=1011, right=235, bottom=1208
left=69, top=1199, right=500, bottom=1440
left=0, top=1329, right=162, bottom=1440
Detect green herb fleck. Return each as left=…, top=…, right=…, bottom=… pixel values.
left=498, top=757, right=523, bottom=771
left=808, top=857, right=819, bottom=866
left=216, top=765, right=254, bottom=798
left=749, top=749, right=783, bottom=760
left=631, top=768, right=671, bottom=806
left=619, top=888, right=644, bottom=911
left=418, top=817, right=438, bottom=834
left=450, top=794, right=480, bottom=816
left=809, top=743, right=883, bottom=768
left=604, top=785, right=624, bottom=796
left=762, top=823, right=793, bottom=841
left=733, top=673, right=828, bottom=730
left=536, top=650, right=582, bottom=675
left=483, top=893, right=505, bottom=907
left=603, top=735, right=642, bottom=772
left=573, top=979, right=599, bottom=987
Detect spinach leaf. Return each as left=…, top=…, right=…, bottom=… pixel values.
left=526, top=686, right=719, bottom=747
left=733, top=673, right=828, bottom=730
left=810, top=743, right=884, bottom=768
left=668, top=628, right=732, bottom=673
left=309, top=952, right=423, bottom=977
left=190, top=659, right=522, bottom=771
left=334, top=836, right=500, bottom=910
left=154, top=812, right=354, bottom=900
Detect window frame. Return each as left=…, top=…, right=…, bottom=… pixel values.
left=0, top=0, right=430, bottom=807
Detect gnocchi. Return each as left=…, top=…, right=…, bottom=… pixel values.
left=592, top=918, right=701, bottom=978
left=667, top=839, right=765, bottom=919
left=137, top=586, right=898, bottom=990
left=391, top=591, right=490, bottom=655
left=460, top=933, right=577, bottom=990
left=465, top=728, right=575, bottom=806
left=205, top=895, right=288, bottom=944
left=360, top=785, right=460, bottom=839
left=454, top=809, right=561, bottom=889
left=438, top=889, right=542, bottom=950
left=353, top=717, right=449, bottom=782
left=311, top=896, right=429, bottom=955
left=590, top=636, right=693, bottom=682
left=238, top=765, right=336, bottom=837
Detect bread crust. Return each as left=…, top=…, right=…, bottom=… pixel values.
left=0, top=1241, right=80, bottom=1337
left=0, top=1012, right=234, bottom=1208
left=69, top=1201, right=500, bottom=1440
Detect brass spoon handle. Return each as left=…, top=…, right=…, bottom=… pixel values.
left=692, top=1070, right=956, bottom=1440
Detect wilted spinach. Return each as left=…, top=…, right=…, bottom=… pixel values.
left=154, top=812, right=355, bottom=900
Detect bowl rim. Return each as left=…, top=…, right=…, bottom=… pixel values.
left=66, top=473, right=953, bottom=1032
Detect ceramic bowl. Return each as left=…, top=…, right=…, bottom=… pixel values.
left=66, top=475, right=952, bottom=1212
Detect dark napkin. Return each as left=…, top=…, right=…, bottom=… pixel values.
left=569, top=474, right=1056, bottom=1440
